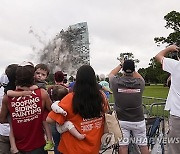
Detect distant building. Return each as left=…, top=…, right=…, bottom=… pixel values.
left=40, top=22, right=90, bottom=75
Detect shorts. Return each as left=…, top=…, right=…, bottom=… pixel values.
left=167, top=115, right=180, bottom=154
left=0, top=134, right=10, bottom=154
left=119, top=120, right=147, bottom=146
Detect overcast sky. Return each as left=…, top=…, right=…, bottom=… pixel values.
left=0, top=0, right=179, bottom=76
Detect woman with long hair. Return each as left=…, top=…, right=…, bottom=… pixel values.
left=47, top=65, right=108, bottom=154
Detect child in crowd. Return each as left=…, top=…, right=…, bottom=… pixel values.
left=7, top=62, right=54, bottom=153
left=51, top=85, right=86, bottom=140
left=47, top=71, right=69, bottom=154
left=33, top=63, right=54, bottom=151
left=34, top=64, right=49, bottom=89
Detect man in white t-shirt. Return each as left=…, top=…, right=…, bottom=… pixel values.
left=0, top=73, right=10, bottom=153
left=155, top=44, right=180, bottom=154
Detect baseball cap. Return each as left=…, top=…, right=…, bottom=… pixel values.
left=19, top=61, right=34, bottom=67
left=122, top=60, right=135, bottom=73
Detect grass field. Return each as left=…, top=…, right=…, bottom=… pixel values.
left=143, top=85, right=169, bottom=99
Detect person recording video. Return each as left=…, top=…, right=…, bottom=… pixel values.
left=155, top=44, right=180, bottom=154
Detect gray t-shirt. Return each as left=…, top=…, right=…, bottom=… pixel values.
left=110, top=75, right=145, bottom=122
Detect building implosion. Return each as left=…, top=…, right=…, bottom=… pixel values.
left=40, top=22, right=90, bottom=75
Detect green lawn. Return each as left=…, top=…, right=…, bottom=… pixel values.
left=143, top=85, right=169, bottom=99
left=143, top=85, right=169, bottom=117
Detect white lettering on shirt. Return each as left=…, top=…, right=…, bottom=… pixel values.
left=118, top=88, right=140, bottom=93
left=10, top=96, right=41, bottom=123
left=80, top=117, right=103, bottom=132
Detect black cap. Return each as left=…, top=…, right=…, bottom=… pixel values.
left=122, top=60, right=135, bottom=73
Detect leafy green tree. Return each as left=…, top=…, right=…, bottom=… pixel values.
left=154, top=11, right=180, bottom=46
left=154, top=11, right=180, bottom=84
left=149, top=58, right=169, bottom=83
left=117, top=52, right=140, bottom=67
left=138, top=58, right=169, bottom=84
left=138, top=68, right=149, bottom=82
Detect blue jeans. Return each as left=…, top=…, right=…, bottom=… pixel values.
left=51, top=124, right=61, bottom=154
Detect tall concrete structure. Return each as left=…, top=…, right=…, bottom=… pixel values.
left=40, top=22, right=90, bottom=75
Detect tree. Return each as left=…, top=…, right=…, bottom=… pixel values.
left=148, top=58, right=169, bottom=83
left=138, top=68, right=148, bottom=82
left=138, top=11, right=180, bottom=84
left=154, top=11, right=180, bottom=46
left=138, top=57, right=169, bottom=84
left=117, top=52, right=139, bottom=64
left=154, top=11, right=180, bottom=84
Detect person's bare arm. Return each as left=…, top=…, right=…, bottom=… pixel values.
left=46, top=116, right=55, bottom=124
left=41, top=89, right=52, bottom=111
left=109, top=57, right=124, bottom=77
left=0, top=95, right=9, bottom=123
left=108, top=64, right=122, bottom=79
left=30, top=85, right=38, bottom=90
left=7, top=90, right=32, bottom=97
left=101, top=86, right=112, bottom=94
left=155, top=45, right=179, bottom=64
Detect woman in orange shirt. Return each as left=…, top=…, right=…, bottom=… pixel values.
left=46, top=65, right=108, bottom=154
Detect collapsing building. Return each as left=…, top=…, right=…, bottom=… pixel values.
left=40, top=22, right=90, bottom=76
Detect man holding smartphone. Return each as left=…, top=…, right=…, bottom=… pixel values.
left=155, top=44, right=180, bottom=154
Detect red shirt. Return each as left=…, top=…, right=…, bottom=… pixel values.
left=8, top=89, right=46, bottom=151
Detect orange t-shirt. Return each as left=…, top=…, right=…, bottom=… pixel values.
left=48, top=92, right=107, bottom=154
